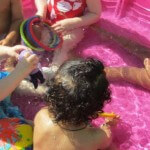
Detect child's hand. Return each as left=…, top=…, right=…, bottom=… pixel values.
left=51, top=19, right=74, bottom=33
left=16, top=52, right=39, bottom=74
left=104, top=115, right=120, bottom=127
left=4, top=45, right=30, bottom=59
left=0, top=45, right=29, bottom=60
left=9, top=45, right=31, bottom=59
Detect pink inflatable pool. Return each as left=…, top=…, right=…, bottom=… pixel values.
left=12, top=0, right=150, bottom=149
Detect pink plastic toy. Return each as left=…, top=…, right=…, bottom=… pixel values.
left=19, top=50, right=45, bottom=89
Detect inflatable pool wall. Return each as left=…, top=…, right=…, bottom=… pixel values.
left=100, top=0, right=150, bottom=48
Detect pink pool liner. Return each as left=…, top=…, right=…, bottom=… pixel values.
left=11, top=0, right=150, bottom=149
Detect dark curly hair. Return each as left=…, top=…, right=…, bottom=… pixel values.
left=46, top=58, right=111, bottom=126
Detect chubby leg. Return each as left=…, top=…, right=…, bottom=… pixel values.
left=14, top=65, right=58, bottom=96
left=105, top=58, right=150, bottom=90
left=14, top=79, right=48, bottom=96
left=52, top=28, right=84, bottom=66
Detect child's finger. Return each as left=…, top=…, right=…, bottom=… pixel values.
left=51, top=23, right=60, bottom=28
left=24, top=52, right=31, bottom=58
left=14, top=45, right=31, bottom=52
left=28, top=54, right=39, bottom=63
left=144, top=58, right=148, bottom=66
left=13, top=53, right=19, bottom=59
left=8, top=55, right=18, bottom=61
left=32, top=57, right=39, bottom=65
left=144, top=58, right=150, bottom=71
left=114, top=115, right=120, bottom=119
left=144, top=58, right=150, bottom=78
left=144, top=58, right=150, bottom=65
left=54, top=27, right=63, bottom=33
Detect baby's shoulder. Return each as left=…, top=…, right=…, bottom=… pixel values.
left=35, top=107, right=49, bottom=121
left=34, top=107, right=54, bottom=127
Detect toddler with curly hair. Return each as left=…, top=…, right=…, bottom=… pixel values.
left=33, top=58, right=117, bottom=150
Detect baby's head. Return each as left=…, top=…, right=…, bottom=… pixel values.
left=46, top=58, right=111, bottom=126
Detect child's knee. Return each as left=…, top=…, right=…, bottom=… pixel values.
left=63, top=28, right=84, bottom=49
left=69, top=28, right=84, bottom=42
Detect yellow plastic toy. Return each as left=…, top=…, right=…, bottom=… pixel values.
left=11, top=124, right=33, bottom=150
left=98, top=112, right=118, bottom=118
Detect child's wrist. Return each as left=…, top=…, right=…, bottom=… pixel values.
left=12, top=67, right=28, bottom=80
left=15, top=64, right=32, bottom=76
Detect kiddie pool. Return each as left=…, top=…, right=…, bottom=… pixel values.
left=12, top=0, right=150, bottom=149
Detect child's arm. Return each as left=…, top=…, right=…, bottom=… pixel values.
left=52, top=0, right=101, bottom=33
left=35, top=0, right=47, bottom=17
left=99, top=123, right=112, bottom=149
left=98, top=117, right=119, bottom=149
left=105, top=64, right=150, bottom=91
left=1, top=0, right=23, bottom=46
left=0, top=52, right=38, bottom=101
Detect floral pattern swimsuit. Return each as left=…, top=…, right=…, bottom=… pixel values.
left=0, top=72, right=33, bottom=150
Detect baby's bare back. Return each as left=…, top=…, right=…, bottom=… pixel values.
left=0, top=0, right=11, bottom=34
left=34, top=109, right=112, bottom=150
